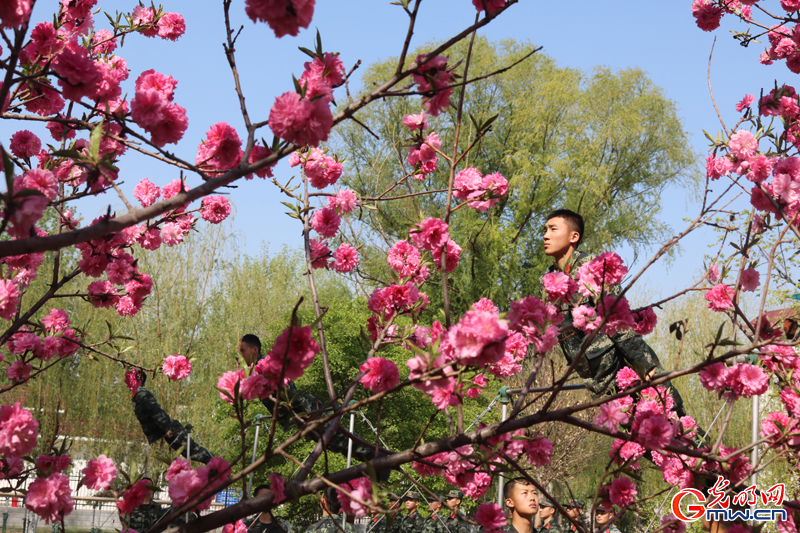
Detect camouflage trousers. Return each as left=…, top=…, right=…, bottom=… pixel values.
left=166, top=431, right=214, bottom=464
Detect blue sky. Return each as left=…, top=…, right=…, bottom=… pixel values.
left=4, top=1, right=787, bottom=298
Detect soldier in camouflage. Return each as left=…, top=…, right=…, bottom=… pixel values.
left=397, top=492, right=426, bottom=533
left=239, top=335, right=389, bottom=479
left=592, top=505, right=621, bottom=533
left=130, top=370, right=214, bottom=464
left=423, top=494, right=448, bottom=533
left=501, top=479, right=537, bottom=533
left=541, top=210, right=687, bottom=415
left=440, top=491, right=471, bottom=533
left=303, top=487, right=355, bottom=533
left=125, top=479, right=165, bottom=533
left=561, top=500, right=585, bottom=533
left=244, top=484, right=292, bottom=533
left=368, top=494, right=402, bottom=533
left=536, top=498, right=562, bottom=533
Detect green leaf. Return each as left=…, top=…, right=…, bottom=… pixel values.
left=298, top=46, right=316, bottom=59
left=89, top=118, right=104, bottom=160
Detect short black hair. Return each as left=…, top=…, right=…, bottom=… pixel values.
left=546, top=209, right=585, bottom=244
left=241, top=334, right=262, bottom=353
left=323, top=487, right=342, bottom=514
left=253, top=484, right=271, bottom=496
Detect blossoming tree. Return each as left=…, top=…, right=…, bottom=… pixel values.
left=1, top=0, right=800, bottom=533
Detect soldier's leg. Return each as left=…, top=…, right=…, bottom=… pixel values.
left=165, top=431, right=214, bottom=464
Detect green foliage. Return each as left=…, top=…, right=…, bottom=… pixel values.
left=331, top=37, right=699, bottom=316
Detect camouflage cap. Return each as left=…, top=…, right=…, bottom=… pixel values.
left=447, top=490, right=465, bottom=499
left=388, top=493, right=402, bottom=502
left=539, top=497, right=554, bottom=508
left=433, top=493, right=446, bottom=502
left=406, top=491, right=420, bottom=501
left=564, top=498, right=585, bottom=510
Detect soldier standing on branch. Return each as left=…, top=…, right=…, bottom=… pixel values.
left=128, top=369, right=214, bottom=464
left=535, top=498, right=562, bottom=533
left=303, top=487, right=355, bottom=533
left=501, top=479, right=538, bottom=533
left=239, top=334, right=389, bottom=479
left=245, top=484, right=292, bottom=533
left=398, top=492, right=425, bottom=533
left=541, top=209, right=687, bottom=412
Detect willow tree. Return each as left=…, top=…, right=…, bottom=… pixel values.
left=332, top=37, right=699, bottom=315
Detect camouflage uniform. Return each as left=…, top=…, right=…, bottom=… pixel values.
left=303, top=514, right=355, bottom=533
left=501, top=523, right=532, bottom=533
left=543, top=250, right=686, bottom=416
left=598, top=526, right=621, bottom=533
left=397, top=509, right=425, bottom=533
left=423, top=510, right=448, bottom=533
left=536, top=497, right=563, bottom=533
left=259, top=378, right=388, bottom=477
left=244, top=514, right=292, bottom=533
left=132, top=386, right=214, bottom=464
left=440, top=511, right=471, bottom=533
left=126, top=501, right=166, bottom=532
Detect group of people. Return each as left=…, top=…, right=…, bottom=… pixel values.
left=123, top=209, right=713, bottom=533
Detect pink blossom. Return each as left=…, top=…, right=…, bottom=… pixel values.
left=705, top=284, right=734, bottom=311
left=699, top=363, right=730, bottom=392
left=448, top=310, right=508, bottom=367
left=475, top=503, right=507, bottom=533
left=19, top=168, right=58, bottom=200
left=165, top=458, right=192, bottom=482
left=52, top=39, right=102, bottom=101
left=133, top=179, right=161, bottom=207
left=740, top=268, right=760, bottom=292
left=163, top=355, right=192, bottom=381
left=299, top=52, right=345, bottom=101
left=35, top=454, right=70, bottom=474
left=609, top=477, right=637, bottom=507
left=116, top=295, right=143, bottom=317
left=42, top=309, right=70, bottom=333
left=708, top=263, right=720, bottom=282
left=81, top=455, right=116, bottom=490
left=0, top=402, right=38, bottom=457
left=409, top=218, right=449, bottom=251
left=727, top=363, right=769, bottom=398
left=387, top=240, right=421, bottom=278
left=692, top=0, right=724, bottom=31
left=131, top=5, right=156, bottom=35
left=245, top=0, right=315, bottom=38
left=432, top=239, right=461, bottom=273
left=780, top=387, right=800, bottom=417
left=525, top=436, right=553, bottom=466
left=331, top=243, right=358, bottom=273
left=337, top=478, right=372, bottom=518
left=10, top=130, right=41, bottom=159
left=403, top=111, right=428, bottom=131
left=542, top=271, right=577, bottom=303
left=571, top=305, right=598, bottom=333
left=594, top=400, right=629, bottom=432
left=196, top=122, right=243, bottom=172
left=596, top=296, right=636, bottom=336
left=157, top=12, right=185, bottom=41
left=217, top=369, right=246, bottom=404
left=240, top=374, right=269, bottom=400
left=9, top=195, right=47, bottom=237
left=728, top=129, right=759, bottom=160
left=705, top=154, right=734, bottom=180
left=161, top=222, right=184, bottom=247
left=25, top=473, right=74, bottom=524
left=328, top=189, right=358, bottom=214
left=634, top=411, right=676, bottom=450
left=632, top=306, right=658, bottom=336
left=269, top=91, right=332, bottom=147
left=310, top=207, right=341, bottom=238
left=660, top=513, right=687, bottom=533
left=736, top=94, right=755, bottom=112
left=201, top=195, right=232, bottom=224
left=247, top=144, right=276, bottom=179
left=609, top=439, right=645, bottom=465
left=0, top=0, right=33, bottom=28
left=222, top=520, right=247, bottom=533
left=309, top=238, right=330, bottom=269
left=168, top=469, right=203, bottom=508
left=0, top=457, right=24, bottom=479
left=575, top=252, right=628, bottom=297
left=268, top=472, right=285, bottom=504
left=359, top=357, right=400, bottom=393
left=258, top=326, right=320, bottom=385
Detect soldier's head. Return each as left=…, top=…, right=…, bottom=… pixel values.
left=538, top=497, right=555, bottom=523
left=239, top=334, right=261, bottom=366
left=253, top=484, right=271, bottom=498
left=404, top=492, right=419, bottom=511
left=503, top=479, right=538, bottom=520
left=563, top=499, right=585, bottom=521
left=141, top=477, right=154, bottom=504
left=593, top=504, right=615, bottom=527
left=428, top=495, right=442, bottom=513
left=321, top=486, right=342, bottom=515
left=445, top=490, right=463, bottom=511
left=543, top=209, right=583, bottom=263
left=388, top=494, right=402, bottom=512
